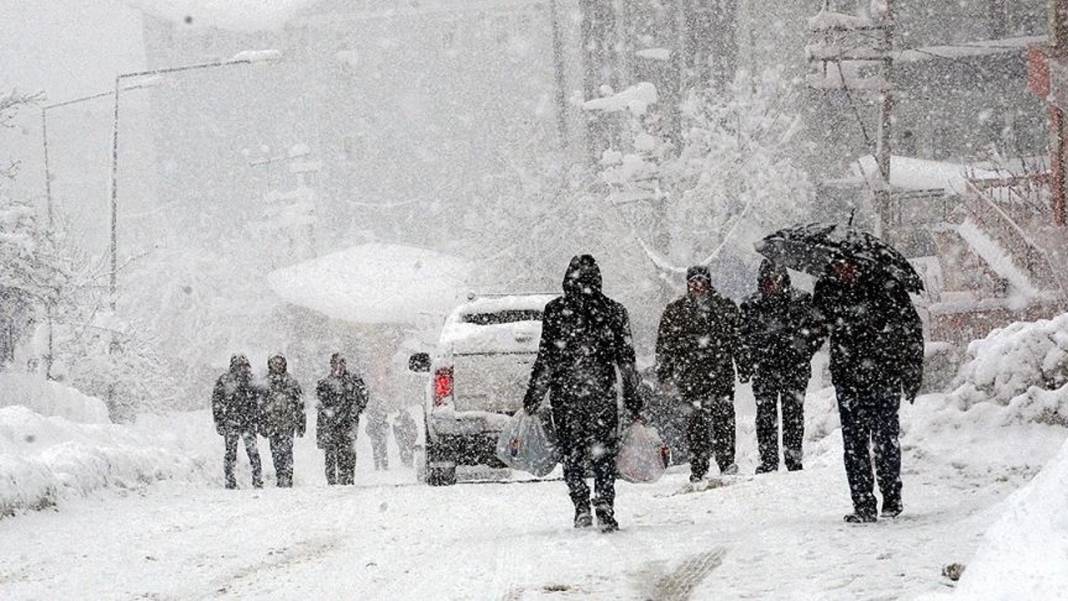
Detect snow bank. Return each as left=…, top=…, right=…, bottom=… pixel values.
left=0, top=406, right=211, bottom=516
left=948, top=314, right=1068, bottom=425
left=0, top=373, right=110, bottom=424
left=916, top=439, right=1068, bottom=600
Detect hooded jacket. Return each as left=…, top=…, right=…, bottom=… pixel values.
left=261, top=354, right=306, bottom=438
left=315, top=365, right=369, bottom=448
left=523, top=255, right=641, bottom=433
left=739, top=260, right=825, bottom=385
left=212, top=354, right=260, bottom=433
left=656, top=267, right=744, bottom=399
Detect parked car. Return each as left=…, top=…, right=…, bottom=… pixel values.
left=408, top=293, right=555, bottom=486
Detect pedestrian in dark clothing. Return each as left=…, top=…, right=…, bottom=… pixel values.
left=316, top=353, right=368, bottom=485
left=656, top=265, right=744, bottom=483
left=740, top=260, right=825, bottom=473
left=393, top=410, right=418, bottom=468
left=366, top=407, right=391, bottom=471
left=814, top=258, right=924, bottom=523
left=261, top=354, right=305, bottom=488
left=524, top=254, right=642, bottom=533
left=212, top=354, right=263, bottom=489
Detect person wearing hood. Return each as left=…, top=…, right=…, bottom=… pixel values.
left=212, top=353, right=263, bottom=489
left=261, top=354, right=306, bottom=487
left=814, top=258, right=924, bottom=523
left=740, top=260, right=825, bottom=474
left=316, top=353, right=369, bottom=485
left=523, top=255, right=642, bottom=533
left=656, top=265, right=744, bottom=483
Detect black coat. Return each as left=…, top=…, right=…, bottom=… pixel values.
left=262, top=372, right=306, bottom=438
left=656, top=291, right=744, bottom=399
left=211, top=370, right=260, bottom=434
left=740, top=286, right=825, bottom=387
left=813, top=271, right=924, bottom=399
left=523, top=255, right=641, bottom=448
left=315, top=371, right=368, bottom=448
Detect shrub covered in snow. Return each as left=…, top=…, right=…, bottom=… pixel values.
left=948, top=314, right=1068, bottom=425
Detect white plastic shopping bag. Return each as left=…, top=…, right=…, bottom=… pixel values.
left=495, top=409, right=560, bottom=477
left=616, top=422, right=670, bottom=483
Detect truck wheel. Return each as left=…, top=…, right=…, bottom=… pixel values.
left=427, top=464, right=457, bottom=486
left=424, top=438, right=457, bottom=486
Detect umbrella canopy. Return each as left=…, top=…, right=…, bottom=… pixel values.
left=755, top=223, right=924, bottom=293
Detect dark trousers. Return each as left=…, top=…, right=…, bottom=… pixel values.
left=685, top=395, right=735, bottom=481
left=223, top=430, right=262, bottom=489
left=370, top=433, right=389, bottom=470
left=755, top=378, right=806, bottom=471
left=561, top=432, right=618, bottom=515
left=269, top=435, right=295, bottom=487
left=324, top=437, right=356, bottom=485
left=836, top=385, right=902, bottom=514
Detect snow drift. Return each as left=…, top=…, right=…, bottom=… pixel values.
left=0, top=373, right=110, bottom=424
left=917, top=438, right=1068, bottom=600
left=0, top=406, right=211, bottom=517
left=948, top=313, right=1068, bottom=426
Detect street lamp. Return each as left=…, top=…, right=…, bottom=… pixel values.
left=39, top=81, right=157, bottom=379
left=107, top=49, right=282, bottom=310
left=42, top=80, right=159, bottom=231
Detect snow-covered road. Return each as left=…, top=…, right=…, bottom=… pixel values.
left=0, top=417, right=1050, bottom=601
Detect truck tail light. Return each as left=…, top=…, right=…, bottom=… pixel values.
left=433, top=367, right=453, bottom=406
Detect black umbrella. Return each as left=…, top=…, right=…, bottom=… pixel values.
left=755, top=223, right=925, bottom=293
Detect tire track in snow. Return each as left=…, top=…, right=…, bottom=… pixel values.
left=208, top=535, right=342, bottom=597
left=647, top=548, right=726, bottom=601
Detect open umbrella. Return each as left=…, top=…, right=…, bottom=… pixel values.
left=754, top=223, right=924, bottom=293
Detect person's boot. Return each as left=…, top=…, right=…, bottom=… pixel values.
left=843, top=508, right=877, bottom=524
left=721, top=463, right=739, bottom=476
left=573, top=503, right=593, bottom=529
left=755, top=463, right=777, bottom=475
left=881, top=499, right=903, bottom=518
left=594, top=503, right=618, bottom=533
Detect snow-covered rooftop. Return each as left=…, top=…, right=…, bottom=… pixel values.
left=852, top=155, right=1005, bottom=195
left=895, top=35, right=1045, bottom=64
left=267, top=243, right=472, bottom=325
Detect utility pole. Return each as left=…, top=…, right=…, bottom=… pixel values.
left=875, top=0, right=895, bottom=234
left=1050, top=0, right=1068, bottom=225
left=806, top=0, right=895, bottom=232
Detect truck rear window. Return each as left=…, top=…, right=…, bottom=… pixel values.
left=461, top=310, right=543, bottom=325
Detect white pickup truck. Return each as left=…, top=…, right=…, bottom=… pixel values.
left=408, top=293, right=555, bottom=486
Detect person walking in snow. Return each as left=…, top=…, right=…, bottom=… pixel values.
left=212, top=354, right=264, bottom=489
left=316, top=353, right=368, bottom=485
left=523, top=254, right=642, bottom=532
left=261, top=354, right=306, bottom=487
left=393, top=409, right=418, bottom=468
left=740, top=260, right=825, bottom=473
left=813, top=258, right=924, bottom=523
left=656, top=265, right=744, bottom=484
left=365, top=405, right=391, bottom=471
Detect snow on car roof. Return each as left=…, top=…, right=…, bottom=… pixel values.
left=455, top=294, right=557, bottom=316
